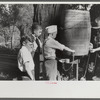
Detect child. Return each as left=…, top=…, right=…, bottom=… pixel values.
left=31, top=22, right=42, bottom=53
left=17, top=35, right=35, bottom=80
left=44, top=25, right=75, bottom=80
left=31, top=22, right=43, bottom=80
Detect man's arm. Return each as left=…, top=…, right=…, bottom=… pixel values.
left=64, top=46, right=75, bottom=53
left=91, top=47, right=100, bottom=53
left=47, top=38, right=75, bottom=53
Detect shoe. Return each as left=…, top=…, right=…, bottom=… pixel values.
left=92, top=76, right=100, bottom=81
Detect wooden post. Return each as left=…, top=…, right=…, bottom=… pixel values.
left=76, top=60, right=79, bottom=81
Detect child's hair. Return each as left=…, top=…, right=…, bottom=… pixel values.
left=32, top=22, right=42, bottom=34
left=20, top=35, right=34, bottom=46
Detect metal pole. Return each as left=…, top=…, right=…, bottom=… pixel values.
left=76, top=60, right=79, bottom=81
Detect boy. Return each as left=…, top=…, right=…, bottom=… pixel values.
left=17, top=35, right=35, bottom=80
left=44, top=25, right=75, bottom=81
left=31, top=22, right=43, bottom=80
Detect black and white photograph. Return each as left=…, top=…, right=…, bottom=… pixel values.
left=1, top=1, right=100, bottom=98
left=0, top=3, right=98, bottom=81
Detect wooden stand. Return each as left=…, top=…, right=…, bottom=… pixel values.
left=71, top=59, right=79, bottom=81
left=59, top=59, right=79, bottom=81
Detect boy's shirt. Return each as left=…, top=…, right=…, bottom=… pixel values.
left=44, top=36, right=65, bottom=59
left=32, top=34, right=42, bottom=52
left=18, top=46, right=35, bottom=72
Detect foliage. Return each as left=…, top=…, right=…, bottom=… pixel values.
left=0, top=4, right=34, bottom=49
left=0, top=4, right=34, bottom=34
left=0, top=4, right=23, bottom=27
left=64, top=4, right=91, bottom=10
left=16, top=4, right=34, bottom=36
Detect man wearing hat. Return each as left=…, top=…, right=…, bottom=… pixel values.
left=44, top=25, right=75, bottom=81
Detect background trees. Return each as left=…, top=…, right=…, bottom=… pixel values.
left=0, top=4, right=34, bottom=49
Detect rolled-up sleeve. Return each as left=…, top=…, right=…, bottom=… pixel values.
left=46, top=38, right=65, bottom=51
left=21, top=49, right=30, bottom=64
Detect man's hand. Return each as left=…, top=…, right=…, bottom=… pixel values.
left=90, top=49, right=96, bottom=53
left=89, top=43, right=93, bottom=51
left=71, top=50, right=75, bottom=53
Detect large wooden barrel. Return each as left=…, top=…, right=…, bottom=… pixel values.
left=59, top=10, right=91, bottom=56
